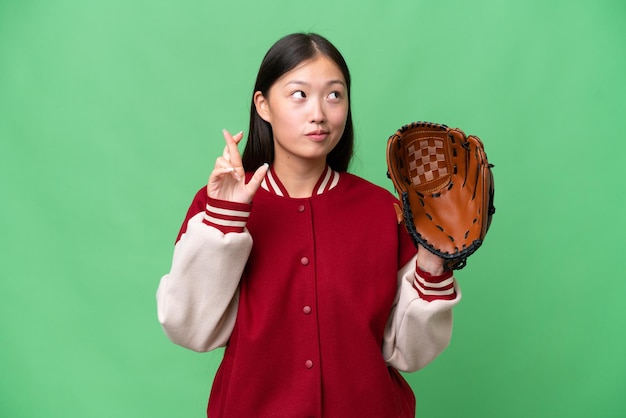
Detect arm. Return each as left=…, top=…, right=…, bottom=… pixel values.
left=156, top=129, right=268, bottom=352
left=156, top=198, right=253, bottom=352
left=382, top=247, right=461, bottom=372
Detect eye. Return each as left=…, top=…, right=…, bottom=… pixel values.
left=291, top=90, right=306, bottom=99
left=328, top=91, right=342, bottom=100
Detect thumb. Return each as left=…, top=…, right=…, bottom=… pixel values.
left=245, top=163, right=270, bottom=196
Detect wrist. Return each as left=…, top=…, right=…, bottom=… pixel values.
left=416, top=244, right=446, bottom=275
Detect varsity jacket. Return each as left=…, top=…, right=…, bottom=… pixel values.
left=157, top=166, right=461, bottom=418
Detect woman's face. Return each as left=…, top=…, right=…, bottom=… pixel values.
left=254, top=55, right=349, bottom=167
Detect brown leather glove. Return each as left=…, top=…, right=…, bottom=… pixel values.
left=387, top=121, right=495, bottom=270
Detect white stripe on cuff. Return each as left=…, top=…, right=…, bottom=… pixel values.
left=414, top=280, right=456, bottom=296
left=414, top=272, right=454, bottom=289
left=206, top=204, right=250, bottom=218
left=204, top=214, right=247, bottom=228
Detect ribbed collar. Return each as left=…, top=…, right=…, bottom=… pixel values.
left=261, top=165, right=341, bottom=198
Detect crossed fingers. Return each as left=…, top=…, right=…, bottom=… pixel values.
left=216, top=129, right=244, bottom=181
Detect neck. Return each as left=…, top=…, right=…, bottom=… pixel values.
left=272, top=157, right=327, bottom=198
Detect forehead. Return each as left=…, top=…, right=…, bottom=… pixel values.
left=277, top=55, right=346, bottom=86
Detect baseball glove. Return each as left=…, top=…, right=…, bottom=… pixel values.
left=386, top=121, right=495, bottom=270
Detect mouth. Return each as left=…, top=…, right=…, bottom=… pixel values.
left=305, top=130, right=329, bottom=141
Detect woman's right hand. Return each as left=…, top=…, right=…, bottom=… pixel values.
left=207, top=129, right=269, bottom=203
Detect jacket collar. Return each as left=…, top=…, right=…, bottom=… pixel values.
left=261, top=165, right=341, bottom=197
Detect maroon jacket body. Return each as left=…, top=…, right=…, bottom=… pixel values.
left=158, top=168, right=459, bottom=417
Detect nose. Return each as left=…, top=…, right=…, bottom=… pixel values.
left=310, top=99, right=325, bottom=124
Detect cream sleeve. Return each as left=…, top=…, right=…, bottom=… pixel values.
left=382, top=256, right=462, bottom=372
left=156, top=211, right=252, bottom=352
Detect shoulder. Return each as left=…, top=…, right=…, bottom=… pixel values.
left=339, top=172, right=398, bottom=201
left=335, top=173, right=402, bottom=220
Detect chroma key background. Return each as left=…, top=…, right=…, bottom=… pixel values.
left=1, top=0, right=624, bottom=416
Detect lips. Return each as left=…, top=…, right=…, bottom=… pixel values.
left=305, top=130, right=329, bottom=141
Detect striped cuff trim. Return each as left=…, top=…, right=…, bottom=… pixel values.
left=413, top=269, right=456, bottom=301
left=203, top=197, right=252, bottom=234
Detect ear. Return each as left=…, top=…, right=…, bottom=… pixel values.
left=254, top=91, right=271, bottom=123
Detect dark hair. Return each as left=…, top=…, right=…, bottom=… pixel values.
left=242, top=33, right=354, bottom=172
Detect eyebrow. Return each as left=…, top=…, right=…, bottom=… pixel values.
left=283, top=80, right=346, bottom=88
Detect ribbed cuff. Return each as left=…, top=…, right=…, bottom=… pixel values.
left=413, top=267, right=456, bottom=302
left=203, top=197, right=252, bottom=234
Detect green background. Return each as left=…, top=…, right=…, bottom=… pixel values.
left=1, top=0, right=624, bottom=416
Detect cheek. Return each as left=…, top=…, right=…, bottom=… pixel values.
left=270, top=108, right=301, bottom=136
left=330, top=105, right=349, bottom=129
left=274, top=111, right=299, bottom=130
left=267, top=105, right=287, bottom=125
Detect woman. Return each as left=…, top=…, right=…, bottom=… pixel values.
left=157, top=32, right=460, bottom=417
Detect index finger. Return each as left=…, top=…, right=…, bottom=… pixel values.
left=222, top=129, right=244, bottom=167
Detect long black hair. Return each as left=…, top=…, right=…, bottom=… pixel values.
left=242, top=33, right=354, bottom=172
